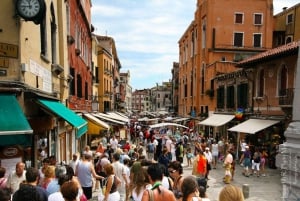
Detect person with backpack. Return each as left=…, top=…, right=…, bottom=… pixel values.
left=251, top=147, right=261, bottom=177
left=146, top=139, right=155, bottom=161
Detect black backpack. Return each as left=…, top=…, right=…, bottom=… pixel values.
left=175, top=144, right=181, bottom=157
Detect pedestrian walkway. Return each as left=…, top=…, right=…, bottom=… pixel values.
left=204, top=163, right=282, bottom=201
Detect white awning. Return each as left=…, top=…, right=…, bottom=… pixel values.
left=83, top=113, right=110, bottom=129
left=107, top=112, right=129, bottom=122
left=198, top=114, right=235, bottom=127
left=93, top=113, right=126, bottom=125
left=228, top=119, right=279, bottom=134
left=173, top=117, right=190, bottom=122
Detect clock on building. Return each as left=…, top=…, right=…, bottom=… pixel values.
left=16, top=0, right=46, bottom=23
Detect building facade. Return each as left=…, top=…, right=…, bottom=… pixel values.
left=0, top=0, right=91, bottom=168
left=178, top=0, right=274, bottom=118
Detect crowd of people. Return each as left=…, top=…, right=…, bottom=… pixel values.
left=0, top=126, right=256, bottom=201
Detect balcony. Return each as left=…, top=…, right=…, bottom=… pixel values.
left=278, top=88, right=294, bottom=107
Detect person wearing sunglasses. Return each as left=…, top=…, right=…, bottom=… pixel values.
left=168, top=161, right=184, bottom=199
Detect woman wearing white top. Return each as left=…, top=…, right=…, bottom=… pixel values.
left=129, top=162, right=152, bottom=201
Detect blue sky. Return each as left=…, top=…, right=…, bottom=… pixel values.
left=91, top=0, right=299, bottom=90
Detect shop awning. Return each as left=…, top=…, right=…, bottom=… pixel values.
left=37, top=99, right=87, bottom=138
left=83, top=113, right=110, bottom=134
left=198, top=114, right=235, bottom=127
left=106, top=112, right=129, bottom=122
left=0, top=94, right=33, bottom=135
left=228, top=119, right=279, bottom=134
left=0, top=94, right=33, bottom=146
left=93, top=113, right=126, bottom=125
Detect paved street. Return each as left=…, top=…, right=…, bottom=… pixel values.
left=91, top=160, right=282, bottom=201
left=202, top=164, right=281, bottom=201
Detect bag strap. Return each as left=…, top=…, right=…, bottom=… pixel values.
left=147, top=189, right=154, bottom=201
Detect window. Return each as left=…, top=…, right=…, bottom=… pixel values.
left=237, top=83, right=248, bottom=108
left=77, top=74, right=82, bottom=98
left=287, top=13, right=293, bottom=24
left=286, top=36, right=292, bottom=44
left=226, top=85, right=235, bottom=108
left=217, top=86, right=225, bottom=109
left=278, top=65, right=287, bottom=96
left=235, top=13, right=243, bottom=24
left=257, top=69, right=264, bottom=97
left=69, top=68, right=75, bottom=95
left=253, top=33, right=262, bottom=48
left=254, top=13, right=262, bottom=25
left=234, top=32, right=243, bottom=47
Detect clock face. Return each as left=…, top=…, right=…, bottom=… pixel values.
left=17, top=0, right=41, bottom=19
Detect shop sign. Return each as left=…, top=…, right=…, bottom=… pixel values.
left=3, top=147, right=19, bottom=157
left=0, top=43, right=18, bottom=58
left=0, top=57, right=9, bottom=68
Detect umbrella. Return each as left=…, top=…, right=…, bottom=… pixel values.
left=149, top=122, right=188, bottom=129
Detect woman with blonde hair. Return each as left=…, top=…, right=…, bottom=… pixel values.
left=219, top=185, right=244, bottom=201
left=40, top=165, right=55, bottom=189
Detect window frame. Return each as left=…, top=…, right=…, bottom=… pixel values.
left=286, top=13, right=293, bottom=24
left=253, top=13, right=263, bottom=25
left=234, top=13, right=244, bottom=24
left=253, top=33, right=262, bottom=48
left=233, top=32, right=244, bottom=47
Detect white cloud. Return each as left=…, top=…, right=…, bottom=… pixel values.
left=91, top=0, right=299, bottom=89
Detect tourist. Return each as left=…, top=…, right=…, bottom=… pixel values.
left=76, top=153, right=104, bottom=200
left=46, top=165, right=67, bottom=195
left=129, top=162, right=151, bottom=201
left=203, top=147, right=212, bottom=179
left=6, top=162, right=26, bottom=194
left=102, top=163, right=121, bottom=201
left=219, top=184, right=244, bottom=201
left=251, top=147, right=261, bottom=177
left=0, top=187, right=11, bottom=201
left=0, top=167, right=7, bottom=188
left=180, top=175, right=202, bottom=201
left=168, top=161, right=184, bottom=199
left=141, top=163, right=176, bottom=201
left=12, top=167, right=48, bottom=201
left=223, top=149, right=233, bottom=184
left=39, top=165, right=55, bottom=189
left=242, top=146, right=252, bottom=177
left=60, top=181, right=79, bottom=201
left=211, top=140, right=219, bottom=169
left=260, top=148, right=268, bottom=176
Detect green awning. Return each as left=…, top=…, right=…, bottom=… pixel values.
left=37, top=99, right=87, bottom=138
left=0, top=94, right=33, bottom=136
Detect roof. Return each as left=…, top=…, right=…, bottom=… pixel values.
left=236, top=41, right=299, bottom=67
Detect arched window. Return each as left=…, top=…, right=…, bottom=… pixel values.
left=278, top=65, right=287, bottom=96
left=257, top=69, right=264, bottom=97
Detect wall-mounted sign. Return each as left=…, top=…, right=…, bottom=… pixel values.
left=0, top=43, right=18, bottom=58
left=0, top=69, right=7, bottom=76
left=0, top=58, right=9, bottom=68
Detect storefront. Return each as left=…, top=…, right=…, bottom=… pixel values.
left=0, top=94, right=33, bottom=172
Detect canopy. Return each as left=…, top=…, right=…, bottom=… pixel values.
left=83, top=113, right=110, bottom=134
left=0, top=94, right=33, bottom=146
left=198, top=114, right=235, bottom=127
left=149, top=122, right=188, bottom=129
left=37, top=99, right=87, bottom=138
left=228, top=119, right=279, bottom=134
left=93, top=113, right=126, bottom=125
left=0, top=94, right=33, bottom=135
